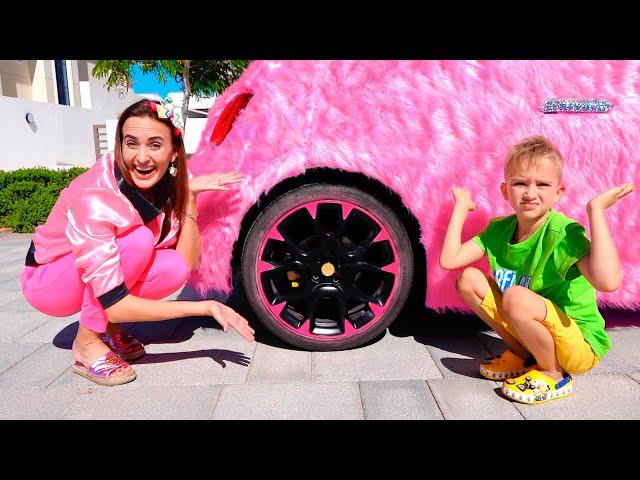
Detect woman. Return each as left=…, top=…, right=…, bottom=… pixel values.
left=19, top=98, right=255, bottom=386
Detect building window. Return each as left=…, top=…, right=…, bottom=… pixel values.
left=54, top=60, right=70, bottom=106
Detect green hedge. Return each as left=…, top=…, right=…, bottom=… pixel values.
left=0, top=167, right=88, bottom=233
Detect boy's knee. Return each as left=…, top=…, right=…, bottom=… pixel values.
left=456, top=267, right=484, bottom=295
left=502, top=286, right=534, bottom=318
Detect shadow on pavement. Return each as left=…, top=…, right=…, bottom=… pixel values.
left=51, top=268, right=639, bottom=376
left=131, top=349, right=251, bottom=369
left=388, top=301, right=501, bottom=378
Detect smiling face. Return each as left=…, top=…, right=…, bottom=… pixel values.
left=501, top=156, right=565, bottom=221
left=121, top=116, right=177, bottom=192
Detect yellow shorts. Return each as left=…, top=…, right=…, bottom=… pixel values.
left=479, top=279, right=599, bottom=375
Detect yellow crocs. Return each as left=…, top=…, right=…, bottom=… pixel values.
left=479, top=350, right=537, bottom=380
left=501, top=370, right=573, bottom=404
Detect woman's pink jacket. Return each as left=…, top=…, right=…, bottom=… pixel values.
left=25, top=152, right=181, bottom=308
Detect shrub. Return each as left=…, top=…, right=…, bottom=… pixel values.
left=0, top=167, right=88, bottom=233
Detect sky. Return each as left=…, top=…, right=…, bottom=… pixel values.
left=131, top=65, right=180, bottom=97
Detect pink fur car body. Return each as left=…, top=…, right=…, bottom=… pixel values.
left=188, top=60, right=640, bottom=313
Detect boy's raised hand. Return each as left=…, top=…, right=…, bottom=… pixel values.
left=452, top=187, right=477, bottom=212
left=587, top=183, right=635, bottom=212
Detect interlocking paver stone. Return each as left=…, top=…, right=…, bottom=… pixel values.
left=312, top=332, right=442, bottom=382
left=62, top=385, right=222, bottom=419
left=17, top=315, right=80, bottom=343
left=0, top=342, right=43, bottom=374
left=0, top=343, right=71, bottom=388
left=607, top=328, right=640, bottom=369
left=0, top=310, right=51, bottom=342
left=584, top=351, right=637, bottom=376
left=427, top=377, right=523, bottom=420
left=359, top=380, right=443, bottom=419
left=213, top=382, right=364, bottom=419
left=246, top=343, right=311, bottom=383
left=0, top=387, right=91, bottom=419
left=423, top=334, right=492, bottom=379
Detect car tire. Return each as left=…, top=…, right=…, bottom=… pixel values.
left=241, top=183, right=413, bottom=351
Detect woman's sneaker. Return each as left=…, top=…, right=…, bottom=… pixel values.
left=501, top=370, right=573, bottom=404
left=479, top=350, right=537, bottom=380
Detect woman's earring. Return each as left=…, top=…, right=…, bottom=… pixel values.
left=169, top=161, right=177, bottom=177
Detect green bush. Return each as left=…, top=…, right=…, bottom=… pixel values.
left=0, top=167, right=88, bottom=233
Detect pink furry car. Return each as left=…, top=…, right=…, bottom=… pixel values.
left=188, top=60, right=640, bottom=351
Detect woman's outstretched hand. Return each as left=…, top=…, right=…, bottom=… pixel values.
left=204, top=300, right=255, bottom=342
left=189, top=171, right=244, bottom=196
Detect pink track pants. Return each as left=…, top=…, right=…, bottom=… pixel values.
left=19, top=226, right=190, bottom=333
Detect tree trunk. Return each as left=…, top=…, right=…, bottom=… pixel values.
left=182, top=60, right=191, bottom=133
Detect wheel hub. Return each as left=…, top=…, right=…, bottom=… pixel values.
left=321, top=262, right=336, bottom=277
left=256, top=200, right=400, bottom=340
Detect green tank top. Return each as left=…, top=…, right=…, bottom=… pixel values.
left=473, top=210, right=611, bottom=358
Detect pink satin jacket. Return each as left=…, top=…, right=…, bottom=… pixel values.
left=25, top=152, right=181, bottom=308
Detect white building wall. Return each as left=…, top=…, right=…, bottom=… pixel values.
left=0, top=61, right=146, bottom=171
left=31, top=61, right=55, bottom=103
left=79, top=81, right=92, bottom=109
left=183, top=118, right=208, bottom=154
left=0, top=96, right=65, bottom=169
left=1, top=60, right=216, bottom=171
left=0, top=92, right=146, bottom=170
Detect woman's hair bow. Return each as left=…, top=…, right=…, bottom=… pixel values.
left=148, top=97, right=185, bottom=135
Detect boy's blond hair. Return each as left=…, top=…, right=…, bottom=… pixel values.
left=505, top=136, right=563, bottom=183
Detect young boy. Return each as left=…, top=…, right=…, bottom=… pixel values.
left=440, top=136, right=634, bottom=404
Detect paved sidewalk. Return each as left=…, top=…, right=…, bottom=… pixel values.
left=1, top=232, right=640, bottom=419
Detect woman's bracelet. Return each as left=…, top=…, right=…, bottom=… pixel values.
left=184, top=211, right=199, bottom=221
